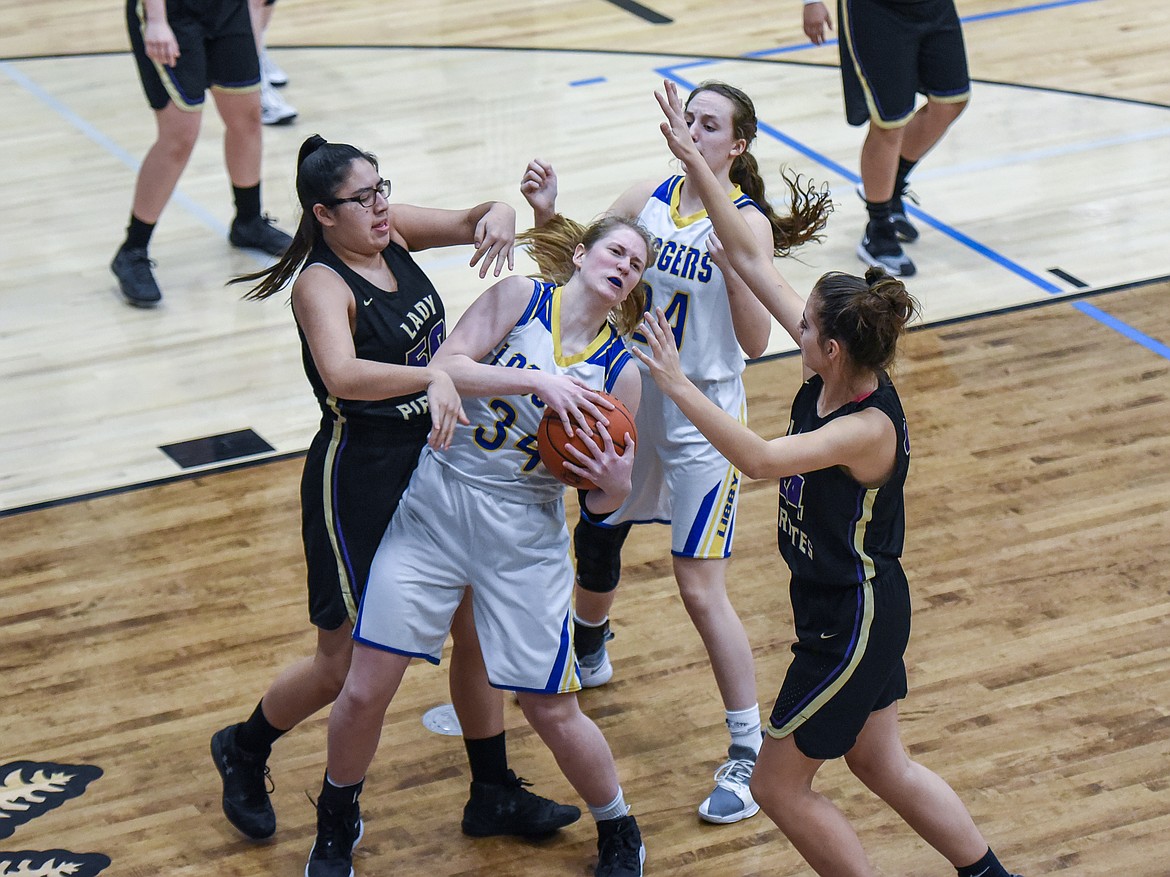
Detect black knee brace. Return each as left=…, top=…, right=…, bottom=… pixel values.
left=573, top=511, right=632, bottom=594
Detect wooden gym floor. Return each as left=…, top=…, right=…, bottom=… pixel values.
left=1, top=1, right=1168, bottom=874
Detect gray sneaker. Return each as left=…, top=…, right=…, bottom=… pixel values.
left=698, top=744, right=759, bottom=824
left=858, top=221, right=916, bottom=277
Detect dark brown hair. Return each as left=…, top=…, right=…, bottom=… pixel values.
left=686, top=81, right=833, bottom=256
left=812, top=267, right=919, bottom=371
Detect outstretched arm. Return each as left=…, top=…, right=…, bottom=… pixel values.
left=655, top=81, right=807, bottom=346
left=390, top=201, right=516, bottom=278
left=633, top=308, right=895, bottom=483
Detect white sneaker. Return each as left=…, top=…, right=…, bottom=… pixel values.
left=260, top=79, right=297, bottom=126
left=698, top=745, right=760, bottom=824
left=260, top=50, right=288, bottom=87
left=577, top=641, right=613, bottom=688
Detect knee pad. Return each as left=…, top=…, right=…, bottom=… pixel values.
left=573, top=514, right=632, bottom=594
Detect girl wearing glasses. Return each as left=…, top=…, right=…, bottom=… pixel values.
left=213, top=134, right=578, bottom=846
left=307, top=212, right=655, bottom=877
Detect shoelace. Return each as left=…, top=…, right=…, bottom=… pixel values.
left=713, top=757, right=754, bottom=788
left=600, top=824, right=641, bottom=868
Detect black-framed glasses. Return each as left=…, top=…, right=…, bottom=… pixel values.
left=323, top=178, right=391, bottom=209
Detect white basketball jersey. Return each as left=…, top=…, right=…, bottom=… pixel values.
left=430, top=280, right=633, bottom=504
left=631, top=176, right=763, bottom=382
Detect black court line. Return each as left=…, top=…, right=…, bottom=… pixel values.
left=1048, top=267, right=1091, bottom=288
left=2, top=273, right=1166, bottom=521
left=601, top=0, right=673, bottom=25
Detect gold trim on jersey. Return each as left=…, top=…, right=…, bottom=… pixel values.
left=321, top=416, right=358, bottom=622
left=852, top=489, right=878, bottom=582
left=766, top=579, right=876, bottom=740
left=668, top=176, right=746, bottom=229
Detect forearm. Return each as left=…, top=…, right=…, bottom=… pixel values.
left=143, top=0, right=168, bottom=23
left=664, top=378, right=775, bottom=480
left=433, top=353, right=541, bottom=399
left=583, top=483, right=629, bottom=517
left=322, top=362, right=439, bottom=402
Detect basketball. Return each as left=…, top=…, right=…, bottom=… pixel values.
left=537, top=393, right=637, bottom=490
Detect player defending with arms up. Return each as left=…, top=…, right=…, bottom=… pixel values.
left=636, top=79, right=1025, bottom=877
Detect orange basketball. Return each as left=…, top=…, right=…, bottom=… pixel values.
left=537, top=393, right=637, bottom=490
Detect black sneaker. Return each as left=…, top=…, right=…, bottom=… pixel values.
left=595, top=814, right=645, bottom=877
left=461, top=769, right=581, bottom=837
left=856, top=182, right=919, bottom=242
left=210, top=724, right=276, bottom=840
left=306, top=788, right=363, bottom=877
left=858, top=220, right=916, bottom=277
left=111, top=246, right=162, bottom=307
left=229, top=214, right=292, bottom=256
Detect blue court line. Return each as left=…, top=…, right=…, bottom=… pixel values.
left=651, top=0, right=1170, bottom=360
left=0, top=60, right=268, bottom=267
left=1073, top=302, right=1170, bottom=359
left=570, top=76, right=607, bottom=87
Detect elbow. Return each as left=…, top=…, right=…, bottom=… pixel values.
left=743, top=337, right=769, bottom=360
left=739, top=461, right=771, bottom=482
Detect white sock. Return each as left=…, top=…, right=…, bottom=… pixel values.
left=726, top=704, right=762, bottom=756
left=573, top=612, right=608, bottom=628
left=588, top=787, right=629, bottom=822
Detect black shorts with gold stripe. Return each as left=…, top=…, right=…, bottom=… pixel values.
left=126, top=0, right=260, bottom=111
left=838, top=0, right=970, bottom=127
left=767, top=562, right=911, bottom=759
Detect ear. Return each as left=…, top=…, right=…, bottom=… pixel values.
left=823, top=337, right=841, bottom=361
left=571, top=242, right=587, bottom=271
left=312, top=202, right=335, bottom=228
left=729, top=138, right=747, bottom=159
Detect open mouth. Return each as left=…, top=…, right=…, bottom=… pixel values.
left=607, top=277, right=623, bottom=288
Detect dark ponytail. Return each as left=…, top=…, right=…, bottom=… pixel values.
left=687, top=82, right=833, bottom=256
left=231, top=135, right=378, bottom=300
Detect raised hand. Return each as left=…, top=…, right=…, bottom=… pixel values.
left=631, top=307, right=689, bottom=399
left=520, top=158, right=558, bottom=225
left=654, top=80, right=701, bottom=169
left=469, top=202, right=516, bottom=279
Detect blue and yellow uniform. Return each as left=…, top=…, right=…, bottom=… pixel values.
left=355, top=281, right=634, bottom=693
left=579, top=176, right=762, bottom=569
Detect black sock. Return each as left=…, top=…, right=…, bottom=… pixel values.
left=464, top=731, right=509, bottom=785
left=894, top=156, right=918, bottom=200
left=865, top=198, right=893, bottom=225
left=957, top=847, right=1010, bottom=877
left=574, top=616, right=609, bottom=655
left=122, top=215, right=155, bottom=252
left=319, top=773, right=363, bottom=811
left=235, top=700, right=286, bottom=756
left=233, top=183, right=262, bottom=223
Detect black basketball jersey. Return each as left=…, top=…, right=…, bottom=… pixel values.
left=777, top=374, right=910, bottom=586
left=298, top=240, right=445, bottom=429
